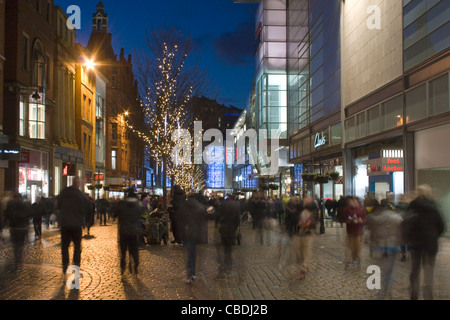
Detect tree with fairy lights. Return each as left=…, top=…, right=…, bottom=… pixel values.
left=130, top=28, right=210, bottom=206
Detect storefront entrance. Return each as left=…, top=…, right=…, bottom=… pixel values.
left=26, top=180, right=42, bottom=203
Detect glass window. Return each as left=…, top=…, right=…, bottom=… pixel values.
left=111, top=74, right=117, bottom=88
left=303, top=136, right=311, bottom=156
left=406, top=84, right=427, bottom=123
left=88, top=98, right=92, bottom=119
left=82, top=94, right=86, bottom=118
left=368, top=105, right=381, bottom=135
left=403, top=0, right=440, bottom=28
left=383, top=96, right=403, bottom=130
left=22, top=35, right=29, bottom=70
left=29, top=103, right=45, bottom=139
left=404, top=21, right=450, bottom=70
left=429, top=73, right=449, bottom=116
left=357, top=112, right=366, bottom=139
left=19, top=97, right=26, bottom=137
left=112, top=123, right=117, bottom=140
left=330, top=123, right=342, bottom=145
left=404, top=0, right=449, bottom=50
left=111, top=150, right=117, bottom=170
left=345, top=117, right=356, bottom=142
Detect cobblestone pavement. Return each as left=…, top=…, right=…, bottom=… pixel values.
left=0, top=219, right=449, bottom=301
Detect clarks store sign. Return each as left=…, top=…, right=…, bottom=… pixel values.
left=314, top=132, right=326, bottom=149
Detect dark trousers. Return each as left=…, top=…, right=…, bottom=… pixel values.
left=223, top=238, right=233, bottom=271
left=61, top=226, right=82, bottom=274
left=99, top=212, right=107, bottom=225
left=409, top=248, right=437, bottom=300
left=119, top=234, right=139, bottom=272
left=186, top=239, right=197, bottom=279
left=33, top=218, right=42, bottom=237
left=10, top=228, right=27, bottom=267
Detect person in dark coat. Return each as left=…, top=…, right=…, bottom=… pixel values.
left=180, top=193, right=207, bottom=284
left=31, top=196, right=47, bottom=240
left=250, top=192, right=267, bottom=245
left=285, top=196, right=300, bottom=237
left=170, top=185, right=186, bottom=245
left=5, top=193, right=33, bottom=270
left=114, top=188, right=142, bottom=275
left=84, top=196, right=96, bottom=236
left=402, top=185, right=446, bottom=300
left=217, top=194, right=240, bottom=275
left=336, top=195, right=347, bottom=227
left=96, top=196, right=110, bottom=226
left=57, top=177, right=88, bottom=275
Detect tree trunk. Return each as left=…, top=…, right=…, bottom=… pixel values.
left=163, top=157, right=167, bottom=210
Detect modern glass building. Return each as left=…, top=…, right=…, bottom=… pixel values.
left=341, top=0, right=449, bottom=234
left=288, top=0, right=343, bottom=198
left=254, top=0, right=288, bottom=140
left=236, top=1, right=449, bottom=234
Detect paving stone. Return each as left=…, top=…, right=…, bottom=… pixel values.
left=0, top=220, right=449, bottom=301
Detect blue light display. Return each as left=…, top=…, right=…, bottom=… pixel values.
left=206, top=146, right=225, bottom=188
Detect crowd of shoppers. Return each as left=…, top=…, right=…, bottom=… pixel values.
left=0, top=178, right=446, bottom=300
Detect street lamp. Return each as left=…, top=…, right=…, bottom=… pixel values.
left=31, top=90, right=41, bottom=101
left=84, top=58, right=96, bottom=70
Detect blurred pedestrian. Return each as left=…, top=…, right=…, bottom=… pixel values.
left=57, top=176, right=88, bottom=275
left=217, top=194, right=240, bottom=277
left=84, top=196, right=95, bottom=236
left=181, top=193, right=207, bottom=284
left=297, top=195, right=319, bottom=279
left=281, top=194, right=290, bottom=225
left=395, top=194, right=410, bottom=262
left=43, top=196, right=55, bottom=229
left=366, top=198, right=382, bottom=258
left=251, top=192, right=267, bottom=245
left=170, top=185, right=186, bottom=245
left=344, top=196, right=366, bottom=267
left=5, top=193, right=33, bottom=271
left=336, top=195, right=346, bottom=227
left=285, top=196, right=300, bottom=238
left=114, top=188, right=141, bottom=275
left=367, top=199, right=403, bottom=298
left=402, top=184, right=446, bottom=300
left=31, top=196, right=47, bottom=240
left=96, top=196, right=110, bottom=226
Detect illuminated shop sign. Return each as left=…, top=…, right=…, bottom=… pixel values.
left=94, top=174, right=104, bottom=181
left=366, top=158, right=383, bottom=176
left=0, top=144, right=21, bottom=161
left=314, top=132, right=326, bottom=149
left=63, top=162, right=76, bottom=176
left=381, top=149, right=404, bottom=172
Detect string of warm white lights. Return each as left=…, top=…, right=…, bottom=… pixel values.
left=124, top=42, right=204, bottom=193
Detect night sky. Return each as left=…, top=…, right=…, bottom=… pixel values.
left=54, top=0, right=259, bottom=109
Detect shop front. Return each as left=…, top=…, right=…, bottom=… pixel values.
left=19, top=148, right=49, bottom=203
left=414, top=123, right=450, bottom=237
left=349, top=138, right=405, bottom=202
left=365, top=149, right=404, bottom=202
left=290, top=122, right=344, bottom=200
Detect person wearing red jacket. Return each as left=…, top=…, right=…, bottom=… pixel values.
left=344, top=196, right=366, bottom=267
